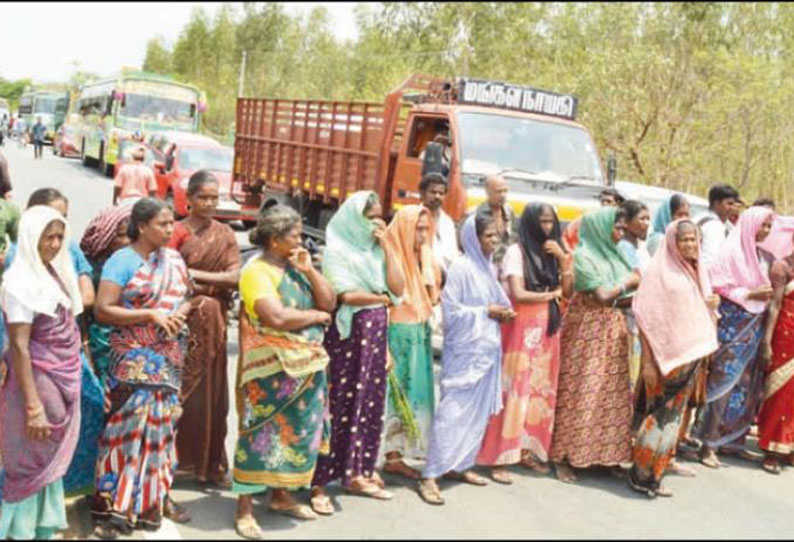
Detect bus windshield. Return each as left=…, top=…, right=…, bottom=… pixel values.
left=179, top=147, right=233, bottom=172
left=34, top=97, right=58, bottom=115
left=457, top=112, right=604, bottom=185
left=118, top=94, right=196, bottom=130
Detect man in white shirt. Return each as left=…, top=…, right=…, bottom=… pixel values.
left=420, top=172, right=459, bottom=273
left=695, top=184, right=741, bottom=269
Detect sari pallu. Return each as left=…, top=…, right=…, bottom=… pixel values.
left=234, top=262, right=330, bottom=492
left=758, top=279, right=794, bottom=455
left=92, top=248, right=189, bottom=530
left=693, top=298, right=766, bottom=449
left=171, top=220, right=239, bottom=481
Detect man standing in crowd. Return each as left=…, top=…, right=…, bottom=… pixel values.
left=475, top=174, right=515, bottom=264
left=695, top=184, right=740, bottom=268
left=31, top=116, right=47, bottom=159
left=420, top=172, right=458, bottom=272
left=112, top=145, right=157, bottom=205
left=599, top=187, right=625, bottom=207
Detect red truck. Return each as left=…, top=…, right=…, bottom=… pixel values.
left=232, top=74, right=613, bottom=239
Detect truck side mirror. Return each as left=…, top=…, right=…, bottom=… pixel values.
left=421, top=141, right=446, bottom=179
left=607, top=154, right=617, bottom=186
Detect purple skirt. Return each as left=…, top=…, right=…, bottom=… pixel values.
left=311, top=307, right=388, bottom=487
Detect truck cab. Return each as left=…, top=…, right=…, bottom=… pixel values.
left=387, top=78, right=608, bottom=226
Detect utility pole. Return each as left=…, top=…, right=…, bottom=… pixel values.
left=238, top=50, right=247, bottom=98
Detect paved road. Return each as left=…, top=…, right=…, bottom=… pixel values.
left=4, top=141, right=794, bottom=539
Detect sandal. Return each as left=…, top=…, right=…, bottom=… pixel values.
left=199, top=473, right=233, bottom=490
left=163, top=496, right=191, bottom=524
left=442, top=470, right=488, bottom=486
left=369, top=471, right=387, bottom=489
left=235, top=514, right=263, bottom=540
left=653, top=485, right=674, bottom=497
left=627, top=472, right=656, bottom=499
left=417, top=479, right=445, bottom=505
left=269, top=501, right=318, bottom=520
left=310, top=492, right=335, bottom=516
left=762, top=456, right=782, bottom=475
left=345, top=480, right=394, bottom=500
left=554, top=463, right=577, bottom=484
left=667, top=460, right=697, bottom=478
left=490, top=468, right=513, bottom=485
left=699, top=448, right=722, bottom=469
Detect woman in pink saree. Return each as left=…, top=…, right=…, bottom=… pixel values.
left=0, top=205, right=84, bottom=539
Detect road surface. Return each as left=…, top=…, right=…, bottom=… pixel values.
left=3, top=142, right=794, bottom=539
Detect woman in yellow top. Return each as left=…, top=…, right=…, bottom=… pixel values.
left=232, top=205, right=336, bottom=540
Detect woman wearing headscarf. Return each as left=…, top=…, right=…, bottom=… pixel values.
left=382, top=205, right=440, bottom=480
left=629, top=219, right=720, bottom=497
left=3, top=189, right=102, bottom=499
left=647, top=194, right=690, bottom=256
left=417, top=214, right=515, bottom=506
left=167, top=171, right=241, bottom=489
left=751, top=217, right=794, bottom=474
left=693, top=206, right=775, bottom=468
left=0, top=206, right=83, bottom=539
left=310, top=191, right=405, bottom=512
left=80, top=203, right=133, bottom=384
left=90, top=198, right=193, bottom=539
left=549, top=207, right=640, bottom=483
left=232, top=205, right=335, bottom=539
left=476, top=203, right=573, bottom=482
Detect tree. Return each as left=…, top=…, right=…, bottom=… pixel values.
left=142, top=36, right=173, bottom=75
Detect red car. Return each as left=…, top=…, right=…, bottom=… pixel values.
left=149, top=132, right=256, bottom=223
left=52, top=123, right=81, bottom=158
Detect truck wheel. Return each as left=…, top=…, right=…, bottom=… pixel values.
left=81, top=140, right=91, bottom=167
left=242, top=219, right=257, bottom=230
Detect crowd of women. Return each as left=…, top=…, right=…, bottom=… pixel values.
left=1, top=160, right=794, bottom=540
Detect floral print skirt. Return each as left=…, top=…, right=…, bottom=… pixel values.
left=232, top=370, right=329, bottom=493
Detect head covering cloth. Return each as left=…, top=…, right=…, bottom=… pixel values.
left=632, top=219, right=718, bottom=376
left=573, top=207, right=633, bottom=292
left=759, top=215, right=794, bottom=260
left=80, top=203, right=134, bottom=261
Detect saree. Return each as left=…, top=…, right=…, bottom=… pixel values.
left=630, top=219, right=718, bottom=490
left=383, top=205, right=438, bottom=458
left=423, top=214, right=511, bottom=479
left=693, top=208, right=775, bottom=449
left=233, top=257, right=330, bottom=492
left=92, top=247, right=189, bottom=531
left=550, top=208, right=634, bottom=468
left=758, top=275, right=794, bottom=454
left=478, top=203, right=567, bottom=466
left=169, top=219, right=239, bottom=482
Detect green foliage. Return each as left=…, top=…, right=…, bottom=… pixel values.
left=142, top=2, right=794, bottom=210
left=0, top=77, right=33, bottom=110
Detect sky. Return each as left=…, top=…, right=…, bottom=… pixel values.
left=0, top=2, right=360, bottom=83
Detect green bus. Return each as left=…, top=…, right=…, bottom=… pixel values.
left=73, top=72, right=206, bottom=176
left=17, top=90, right=70, bottom=144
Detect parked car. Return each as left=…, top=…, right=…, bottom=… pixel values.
left=614, top=180, right=709, bottom=218
left=53, top=122, right=85, bottom=158
left=148, top=131, right=255, bottom=223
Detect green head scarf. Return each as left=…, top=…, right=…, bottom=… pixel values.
left=574, top=207, right=633, bottom=292
left=322, top=190, right=399, bottom=340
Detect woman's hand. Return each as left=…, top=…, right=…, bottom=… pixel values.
left=150, top=310, right=182, bottom=338
left=487, top=305, right=515, bottom=322
left=311, top=310, right=332, bottom=327
left=288, top=247, right=314, bottom=274
left=625, top=270, right=641, bottom=291
left=372, top=218, right=391, bottom=249
left=543, top=240, right=566, bottom=260
left=705, top=294, right=720, bottom=311
left=748, top=285, right=774, bottom=302
left=26, top=406, right=51, bottom=441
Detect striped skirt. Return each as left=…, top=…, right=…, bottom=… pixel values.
left=91, top=385, right=181, bottom=531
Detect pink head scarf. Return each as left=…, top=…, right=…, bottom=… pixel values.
left=759, top=215, right=794, bottom=260
left=632, top=219, right=718, bottom=376
left=708, top=206, right=775, bottom=314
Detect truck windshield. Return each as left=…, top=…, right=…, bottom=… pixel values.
left=179, top=147, right=233, bottom=172
left=34, top=98, right=58, bottom=115
left=457, top=112, right=604, bottom=184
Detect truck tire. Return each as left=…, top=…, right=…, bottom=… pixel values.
left=99, top=142, right=113, bottom=178
left=81, top=140, right=91, bottom=167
